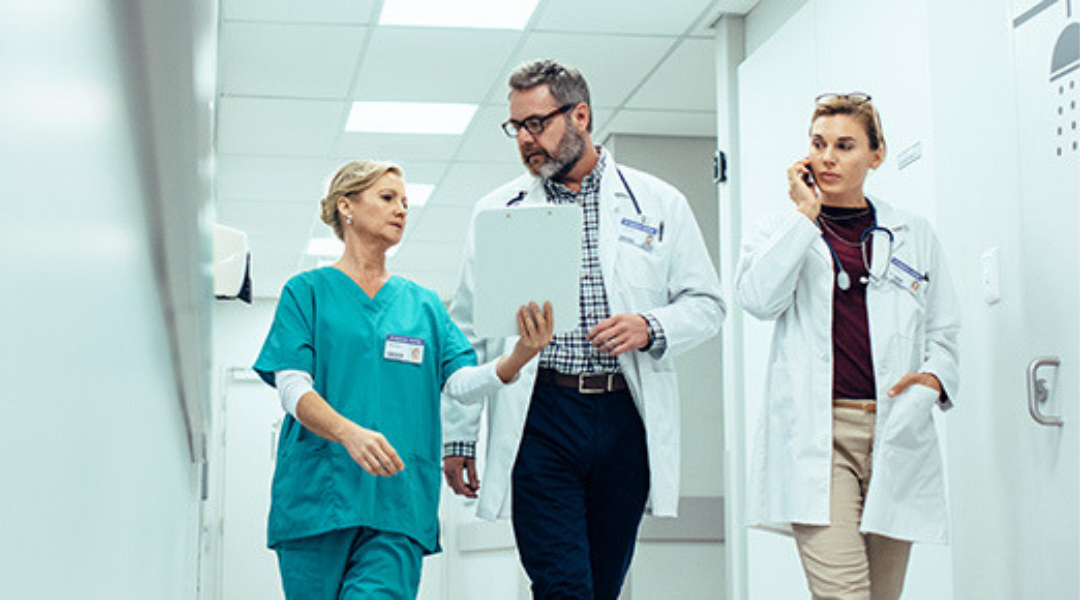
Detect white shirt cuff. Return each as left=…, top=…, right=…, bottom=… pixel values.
left=275, top=369, right=313, bottom=418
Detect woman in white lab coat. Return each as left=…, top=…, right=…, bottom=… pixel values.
left=736, top=93, right=960, bottom=600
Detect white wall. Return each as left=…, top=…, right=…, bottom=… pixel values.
left=0, top=1, right=206, bottom=597
left=607, top=134, right=726, bottom=599
left=926, top=1, right=1079, bottom=598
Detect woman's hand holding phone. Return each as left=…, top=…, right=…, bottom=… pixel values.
left=788, top=158, right=822, bottom=221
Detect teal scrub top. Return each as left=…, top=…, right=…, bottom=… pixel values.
left=254, top=268, right=476, bottom=553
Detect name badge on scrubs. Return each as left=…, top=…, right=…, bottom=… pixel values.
left=618, top=216, right=660, bottom=252
left=384, top=334, right=425, bottom=365
left=889, top=257, right=929, bottom=292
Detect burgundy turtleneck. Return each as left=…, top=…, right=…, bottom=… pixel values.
left=819, top=205, right=877, bottom=400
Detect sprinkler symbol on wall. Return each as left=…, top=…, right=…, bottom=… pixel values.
left=1015, top=0, right=1079, bottom=157
left=1051, top=23, right=1078, bottom=156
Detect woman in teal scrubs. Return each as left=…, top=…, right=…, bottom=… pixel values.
left=254, top=160, right=551, bottom=600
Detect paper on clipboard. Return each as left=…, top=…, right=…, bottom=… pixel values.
left=473, top=204, right=582, bottom=339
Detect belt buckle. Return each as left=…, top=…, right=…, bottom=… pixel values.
left=578, top=374, right=609, bottom=395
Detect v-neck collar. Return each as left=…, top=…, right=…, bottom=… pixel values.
left=325, top=267, right=402, bottom=307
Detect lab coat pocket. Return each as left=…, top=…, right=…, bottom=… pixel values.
left=878, top=384, right=937, bottom=452
left=617, top=243, right=669, bottom=293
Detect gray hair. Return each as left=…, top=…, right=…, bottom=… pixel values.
left=508, top=59, right=592, bottom=132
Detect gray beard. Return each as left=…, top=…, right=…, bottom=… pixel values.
left=539, top=126, right=586, bottom=182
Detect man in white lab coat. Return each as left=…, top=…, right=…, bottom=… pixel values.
left=442, top=59, right=725, bottom=600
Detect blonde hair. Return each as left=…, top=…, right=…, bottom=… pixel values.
left=811, top=95, right=886, bottom=156
left=319, top=160, right=404, bottom=240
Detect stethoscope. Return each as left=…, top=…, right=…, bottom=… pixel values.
left=818, top=200, right=894, bottom=290
left=506, top=166, right=643, bottom=216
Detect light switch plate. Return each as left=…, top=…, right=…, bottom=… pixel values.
left=981, top=247, right=1001, bottom=305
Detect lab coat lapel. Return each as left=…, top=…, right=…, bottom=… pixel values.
left=870, top=197, right=910, bottom=254
left=597, top=156, right=621, bottom=304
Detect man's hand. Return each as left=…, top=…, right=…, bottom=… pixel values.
left=587, top=313, right=651, bottom=357
left=443, top=456, right=480, bottom=498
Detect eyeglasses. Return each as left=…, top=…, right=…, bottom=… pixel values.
left=816, top=92, right=872, bottom=104
left=501, top=103, right=576, bottom=138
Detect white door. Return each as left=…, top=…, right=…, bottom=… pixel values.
left=1008, top=0, right=1080, bottom=595
left=221, top=372, right=287, bottom=600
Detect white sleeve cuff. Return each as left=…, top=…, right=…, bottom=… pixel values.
left=442, top=361, right=506, bottom=404
left=275, top=369, right=313, bottom=418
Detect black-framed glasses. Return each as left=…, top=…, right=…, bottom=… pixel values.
left=815, top=92, right=872, bottom=104
left=501, top=103, right=576, bottom=138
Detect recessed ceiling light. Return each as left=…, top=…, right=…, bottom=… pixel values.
left=379, top=0, right=539, bottom=30
left=346, top=102, right=477, bottom=135
left=407, top=183, right=435, bottom=207
left=307, top=237, right=343, bottom=257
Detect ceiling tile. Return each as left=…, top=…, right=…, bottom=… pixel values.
left=394, top=160, right=451, bottom=186
left=220, top=22, right=368, bottom=99
left=222, top=0, right=377, bottom=24
left=534, top=0, right=716, bottom=36
left=603, top=109, right=717, bottom=138
left=216, top=155, right=335, bottom=202
left=428, top=161, right=528, bottom=209
left=405, top=206, right=473, bottom=243
left=505, top=33, right=676, bottom=107
left=217, top=96, right=344, bottom=156
left=455, top=105, right=518, bottom=162
left=216, top=199, right=319, bottom=238
left=333, top=132, right=464, bottom=163
left=626, top=39, right=716, bottom=111
left=351, top=27, right=520, bottom=103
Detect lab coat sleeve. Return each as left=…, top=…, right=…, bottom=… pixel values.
left=736, top=210, right=821, bottom=321
left=442, top=209, right=491, bottom=447
left=647, top=191, right=727, bottom=357
left=919, top=226, right=961, bottom=408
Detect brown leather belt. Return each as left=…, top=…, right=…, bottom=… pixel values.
left=536, top=368, right=627, bottom=395
left=833, top=400, right=877, bottom=413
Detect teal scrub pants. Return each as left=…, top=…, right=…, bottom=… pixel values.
left=275, top=527, right=423, bottom=600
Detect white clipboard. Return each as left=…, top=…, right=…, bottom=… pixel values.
left=473, top=204, right=582, bottom=339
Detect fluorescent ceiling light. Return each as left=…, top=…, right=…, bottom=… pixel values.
left=407, top=183, right=435, bottom=207
left=379, top=0, right=539, bottom=30
left=307, top=237, right=343, bottom=257
left=346, top=102, right=476, bottom=135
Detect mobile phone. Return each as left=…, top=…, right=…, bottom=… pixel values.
left=801, top=165, right=815, bottom=188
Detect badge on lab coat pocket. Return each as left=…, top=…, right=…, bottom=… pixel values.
left=888, top=256, right=929, bottom=292
left=618, top=216, right=660, bottom=252
left=384, top=334, right=425, bottom=365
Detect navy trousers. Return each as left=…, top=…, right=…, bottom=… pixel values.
left=511, top=381, right=650, bottom=600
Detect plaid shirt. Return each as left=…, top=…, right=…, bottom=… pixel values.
left=538, top=152, right=622, bottom=375
left=444, top=150, right=667, bottom=459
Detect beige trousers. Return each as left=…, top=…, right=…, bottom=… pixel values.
left=792, top=404, right=913, bottom=600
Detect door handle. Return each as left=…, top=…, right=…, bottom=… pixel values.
left=1027, top=356, right=1063, bottom=426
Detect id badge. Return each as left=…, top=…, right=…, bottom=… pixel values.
left=618, top=216, right=659, bottom=251
left=889, top=257, right=928, bottom=292
left=384, top=334, right=425, bottom=365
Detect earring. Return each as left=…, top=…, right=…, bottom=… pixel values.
left=345, top=214, right=353, bottom=225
